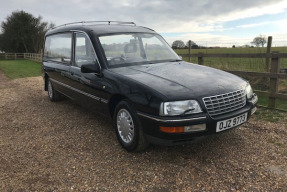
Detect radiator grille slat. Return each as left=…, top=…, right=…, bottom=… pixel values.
left=203, top=90, right=246, bottom=117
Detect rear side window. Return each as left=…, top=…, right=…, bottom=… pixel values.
left=43, top=33, right=72, bottom=64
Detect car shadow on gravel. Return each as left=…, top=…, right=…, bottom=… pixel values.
left=58, top=97, right=245, bottom=155
left=58, top=97, right=250, bottom=170
left=53, top=96, right=246, bottom=152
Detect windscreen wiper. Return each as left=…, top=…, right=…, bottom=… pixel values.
left=169, top=59, right=182, bottom=62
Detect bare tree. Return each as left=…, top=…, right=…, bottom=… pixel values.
left=172, top=40, right=185, bottom=49
left=251, top=35, right=267, bottom=47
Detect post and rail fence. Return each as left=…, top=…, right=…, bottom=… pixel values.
left=178, top=51, right=287, bottom=110
left=0, top=53, right=42, bottom=62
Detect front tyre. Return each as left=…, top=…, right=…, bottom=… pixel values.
left=114, top=101, right=149, bottom=152
left=47, top=79, right=62, bottom=102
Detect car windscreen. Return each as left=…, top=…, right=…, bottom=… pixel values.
left=99, top=33, right=181, bottom=68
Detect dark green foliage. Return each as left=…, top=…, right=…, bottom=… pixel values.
left=0, top=34, right=3, bottom=51
left=0, top=10, right=54, bottom=53
left=185, top=40, right=196, bottom=47
left=172, top=40, right=185, bottom=49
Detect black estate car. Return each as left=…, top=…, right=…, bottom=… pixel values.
left=42, top=21, right=258, bottom=151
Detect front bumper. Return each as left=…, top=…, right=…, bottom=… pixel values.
left=137, top=95, right=258, bottom=146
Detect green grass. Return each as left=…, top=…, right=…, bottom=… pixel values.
left=0, top=59, right=41, bottom=79
left=175, top=46, right=287, bottom=72
left=254, top=107, right=287, bottom=123
left=255, top=92, right=287, bottom=111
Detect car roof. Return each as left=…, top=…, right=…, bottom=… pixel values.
left=46, top=23, right=156, bottom=36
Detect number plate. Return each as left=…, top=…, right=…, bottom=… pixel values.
left=216, top=113, right=248, bottom=132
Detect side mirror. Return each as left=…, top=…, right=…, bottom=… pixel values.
left=81, top=63, right=101, bottom=74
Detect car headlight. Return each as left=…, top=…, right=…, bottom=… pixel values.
left=159, top=100, right=202, bottom=116
left=245, top=83, right=253, bottom=99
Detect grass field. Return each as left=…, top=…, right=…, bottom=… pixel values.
left=0, top=60, right=41, bottom=79
left=175, top=46, right=287, bottom=72
left=253, top=107, right=287, bottom=123
left=256, top=92, right=287, bottom=111
left=175, top=47, right=287, bottom=110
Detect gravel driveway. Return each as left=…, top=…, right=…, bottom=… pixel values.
left=0, top=72, right=286, bottom=191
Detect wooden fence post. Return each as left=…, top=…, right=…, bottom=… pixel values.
left=265, top=36, right=272, bottom=72
left=188, top=40, right=191, bottom=62
left=198, top=52, right=204, bottom=65
left=268, top=51, right=280, bottom=109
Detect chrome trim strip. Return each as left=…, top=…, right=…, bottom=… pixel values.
left=137, top=112, right=206, bottom=123
left=101, top=99, right=109, bottom=104
left=50, top=78, right=108, bottom=104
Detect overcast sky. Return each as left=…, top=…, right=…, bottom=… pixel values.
left=1, top=0, right=287, bottom=47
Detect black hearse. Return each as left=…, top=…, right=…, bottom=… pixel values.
left=42, top=21, right=258, bottom=151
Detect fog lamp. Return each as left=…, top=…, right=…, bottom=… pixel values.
left=184, top=124, right=206, bottom=132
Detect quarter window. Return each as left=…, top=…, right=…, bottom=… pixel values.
left=44, top=33, right=72, bottom=63
left=75, top=33, right=97, bottom=67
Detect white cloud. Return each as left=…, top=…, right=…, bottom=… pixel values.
left=235, top=18, right=287, bottom=31
left=1, top=0, right=287, bottom=46
left=236, top=22, right=270, bottom=29
left=1, top=0, right=287, bottom=29
left=148, top=0, right=287, bottom=33
left=163, top=33, right=252, bottom=47
left=206, top=0, right=287, bottom=23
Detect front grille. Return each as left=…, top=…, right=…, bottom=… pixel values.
left=203, top=89, right=246, bottom=117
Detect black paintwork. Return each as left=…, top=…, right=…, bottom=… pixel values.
left=42, top=23, right=257, bottom=146
left=109, top=62, right=246, bottom=100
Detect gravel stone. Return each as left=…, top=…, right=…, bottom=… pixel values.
left=0, top=73, right=286, bottom=191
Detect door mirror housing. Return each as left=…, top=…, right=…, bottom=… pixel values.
left=81, top=63, right=101, bottom=74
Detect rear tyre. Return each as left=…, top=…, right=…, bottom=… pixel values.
left=114, top=101, right=149, bottom=152
left=47, top=79, right=62, bottom=102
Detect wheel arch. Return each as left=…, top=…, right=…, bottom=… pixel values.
left=109, top=94, right=128, bottom=118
